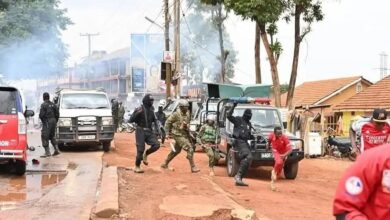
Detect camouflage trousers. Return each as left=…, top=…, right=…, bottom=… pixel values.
left=165, top=136, right=194, bottom=165
left=203, top=142, right=220, bottom=168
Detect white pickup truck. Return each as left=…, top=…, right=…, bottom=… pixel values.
left=54, top=88, right=115, bottom=152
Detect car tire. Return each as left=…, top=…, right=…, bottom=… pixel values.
left=284, top=162, right=299, bottom=180
left=58, top=143, right=66, bottom=151
left=227, top=148, right=239, bottom=177
left=14, top=160, right=26, bottom=176
left=103, top=141, right=111, bottom=152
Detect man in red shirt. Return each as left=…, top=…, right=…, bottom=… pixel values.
left=333, top=143, right=390, bottom=220
left=350, top=108, right=390, bottom=154
left=268, top=126, right=292, bottom=191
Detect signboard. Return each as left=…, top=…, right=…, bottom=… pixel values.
left=132, top=68, right=145, bottom=92
left=130, top=33, right=165, bottom=93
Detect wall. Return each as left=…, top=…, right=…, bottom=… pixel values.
left=321, top=82, right=370, bottom=112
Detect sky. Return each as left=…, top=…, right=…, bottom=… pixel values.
left=57, top=0, right=390, bottom=87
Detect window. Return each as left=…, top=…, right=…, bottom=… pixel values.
left=61, top=93, right=110, bottom=109
left=0, top=89, right=18, bottom=114
left=356, top=82, right=362, bottom=93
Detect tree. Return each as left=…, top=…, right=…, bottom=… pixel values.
left=0, top=0, right=72, bottom=79
left=286, top=0, right=323, bottom=109
left=200, top=0, right=230, bottom=83
left=224, top=0, right=287, bottom=107
left=181, top=0, right=237, bottom=84
left=255, top=24, right=261, bottom=84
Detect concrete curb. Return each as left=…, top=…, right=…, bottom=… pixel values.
left=94, top=166, right=119, bottom=218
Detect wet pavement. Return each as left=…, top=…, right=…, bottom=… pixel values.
left=0, top=130, right=104, bottom=219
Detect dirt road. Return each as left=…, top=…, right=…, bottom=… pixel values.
left=104, top=133, right=352, bottom=220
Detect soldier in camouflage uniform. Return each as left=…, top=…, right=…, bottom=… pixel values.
left=161, top=100, right=200, bottom=173
left=198, top=114, right=220, bottom=176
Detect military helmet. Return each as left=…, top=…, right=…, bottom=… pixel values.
left=178, top=100, right=189, bottom=107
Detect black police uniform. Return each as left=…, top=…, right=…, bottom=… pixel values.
left=227, top=103, right=253, bottom=186
left=39, top=99, right=60, bottom=156
left=130, top=95, right=160, bottom=167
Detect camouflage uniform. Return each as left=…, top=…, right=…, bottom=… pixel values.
left=198, top=124, right=220, bottom=168
left=162, top=105, right=199, bottom=172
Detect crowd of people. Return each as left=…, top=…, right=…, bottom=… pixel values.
left=37, top=91, right=390, bottom=219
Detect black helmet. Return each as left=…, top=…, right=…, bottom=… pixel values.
left=43, top=92, right=50, bottom=101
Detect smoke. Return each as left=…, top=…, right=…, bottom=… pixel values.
left=0, top=36, right=67, bottom=80
left=180, top=2, right=238, bottom=85
left=0, top=0, right=71, bottom=80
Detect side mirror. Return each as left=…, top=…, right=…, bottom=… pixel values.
left=24, top=110, right=35, bottom=118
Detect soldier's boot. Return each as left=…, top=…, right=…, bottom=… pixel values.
left=270, top=169, right=277, bottom=191
left=234, top=171, right=248, bottom=187
left=40, top=147, right=51, bottom=158
left=188, top=158, right=200, bottom=173
left=161, top=152, right=176, bottom=169
left=209, top=167, right=215, bottom=176
left=52, top=145, right=61, bottom=156
left=142, top=151, right=149, bottom=166
left=134, top=166, right=144, bottom=173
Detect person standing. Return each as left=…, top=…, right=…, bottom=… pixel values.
left=161, top=100, right=200, bottom=173
left=198, top=114, right=220, bottom=176
left=350, top=108, right=390, bottom=155
left=129, top=94, right=160, bottom=173
left=268, top=126, right=292, bottom=191
left=118, top=101, right=125, bottom=128
left=39, top=92, right=60, bottom=157
left=111, top=98, right=119, bottom=132
left=227, top=102, right=253, bottom=186
left=155, top=104, right=166, bottom=126
left=333, top=143, right=390, bottom=219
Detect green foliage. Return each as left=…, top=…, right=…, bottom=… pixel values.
left=0, top=0, right=72, bottom=79
left=224, top=0, right=287, bottom=25
left=280, top=83, right=289, bottom=93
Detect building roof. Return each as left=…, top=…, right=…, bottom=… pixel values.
left=334, top=75, right=390, bottom=111
left=280, top=76, right=371, bottom=107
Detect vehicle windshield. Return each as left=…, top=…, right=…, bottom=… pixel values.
left=232, top=108, right=282, bottom=128
left=164, top=101, right=178, bottom=112
left=0, top=89, right=18, bottom=115
left=61, top=93, right=110, bottom=109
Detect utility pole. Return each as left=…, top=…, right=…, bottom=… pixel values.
left=80, top=33, right=99, bottom=57
left=164, top=0, right=171, bottom=99
left=173, top=0, right=181, bottom=98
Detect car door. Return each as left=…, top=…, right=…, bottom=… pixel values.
left=0, top=87, right=20, bottom=149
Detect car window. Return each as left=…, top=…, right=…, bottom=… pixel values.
left=232, top=108, right=282, bottom=128
left=61, top=93, right=110, bottom=109
left=0, top=89, right=18, bottom=115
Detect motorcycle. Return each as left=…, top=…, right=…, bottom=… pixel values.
left=324, top=127, right=356, bottom=161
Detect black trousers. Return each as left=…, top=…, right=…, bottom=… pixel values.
left=235, top=140, right=253, bottom=178
left=135, top=127, right=160, bottom=166
left=41, top=118, right=57, bottom=148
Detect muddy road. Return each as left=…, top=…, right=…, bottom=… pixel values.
left=105, top=133, right=352, bottom=220
left=0, top=130, right=103, bottom=220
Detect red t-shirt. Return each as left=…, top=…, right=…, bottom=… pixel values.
left=268, top=133, right=291, bottom=154
left=359, top=122, right=390, bottom=152
left=333, top=144, right=390, bottom=219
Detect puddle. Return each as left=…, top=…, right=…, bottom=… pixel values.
left=0, top=172, right=67, bottom=210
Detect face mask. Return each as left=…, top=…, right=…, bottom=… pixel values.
left=243, top=110, right=252, bottom=121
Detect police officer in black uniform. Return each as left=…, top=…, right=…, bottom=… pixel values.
left=39, top=92, right=60, bottom=157
left=227, top=102, right=254, bottom=186
left=130, top=94, right=160, bottom=173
